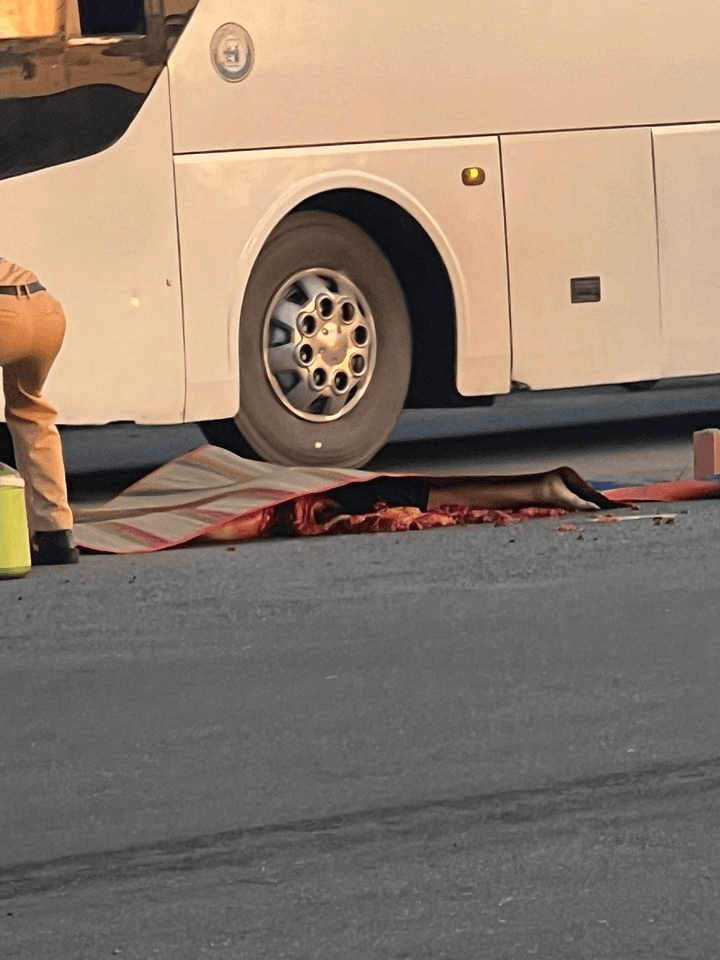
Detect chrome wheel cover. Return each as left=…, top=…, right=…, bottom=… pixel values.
left=262, top=268, right=377, bottom=422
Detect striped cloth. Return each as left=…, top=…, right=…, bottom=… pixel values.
left=73, top=445, right=383, bottom=554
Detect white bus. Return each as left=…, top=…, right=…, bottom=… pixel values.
left=1, top=0, right=720, bottom=466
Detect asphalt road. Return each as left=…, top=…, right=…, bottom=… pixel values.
left=3, top=385, right=720, bottom=959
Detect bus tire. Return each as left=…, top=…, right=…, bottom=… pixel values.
left=201, top=211, right=411, bottom=468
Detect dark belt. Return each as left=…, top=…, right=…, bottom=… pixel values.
left=0, top=281, right=45, bottom=296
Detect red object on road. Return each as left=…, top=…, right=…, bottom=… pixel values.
left=693, top=429, right=720, bottom=480
left=604, top=478, right=720, bottom=502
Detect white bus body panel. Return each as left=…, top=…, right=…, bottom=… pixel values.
left=174, top=139, right=510, bottom=421
left=653, top=125, right=720, bottom=378
left=168, top=0, right=720, bottom=154
left=0, top=71, right=184, bottom=424
left=502, top=129, right=662, bottom=389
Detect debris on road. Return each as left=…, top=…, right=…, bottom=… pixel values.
left=558, top=513, right=679, bottom=533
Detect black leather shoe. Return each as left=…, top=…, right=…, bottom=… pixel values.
left=32, top=530, right=80, bottom=566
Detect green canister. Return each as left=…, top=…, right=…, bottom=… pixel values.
left=0, top=464, right=31, bottom=578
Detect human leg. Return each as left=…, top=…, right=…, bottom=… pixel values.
left=1, top=293, right=77, bottom=562
left=426, top=466, right=618, bottom=512
left=325, top=467, right=616, bottom=517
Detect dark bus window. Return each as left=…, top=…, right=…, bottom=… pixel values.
left=78, top=0, right=146, bottom=35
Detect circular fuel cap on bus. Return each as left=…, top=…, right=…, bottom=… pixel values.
left=210, top=23, right=254, bottom=82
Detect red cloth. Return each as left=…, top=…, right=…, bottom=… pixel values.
left=290, top=494, right=568, bottom=537
left=206, top=496, right=570, bottom=541
left=604, top=478, right=720, bottom=502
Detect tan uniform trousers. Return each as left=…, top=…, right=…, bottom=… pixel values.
left=0, top=289, right=73, bottom=534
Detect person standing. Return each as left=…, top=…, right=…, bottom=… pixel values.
left=0, top=256, right=78, bottom=564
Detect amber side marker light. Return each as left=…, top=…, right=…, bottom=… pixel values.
left=461, top=167, right=486, bottom=186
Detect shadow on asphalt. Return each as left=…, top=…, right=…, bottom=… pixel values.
left=371, top=409, right=720, bottom=469
left=67, top=465, right=150, bottom=503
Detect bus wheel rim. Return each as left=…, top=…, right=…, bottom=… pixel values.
left=262, top=268, right=377, bottom=423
